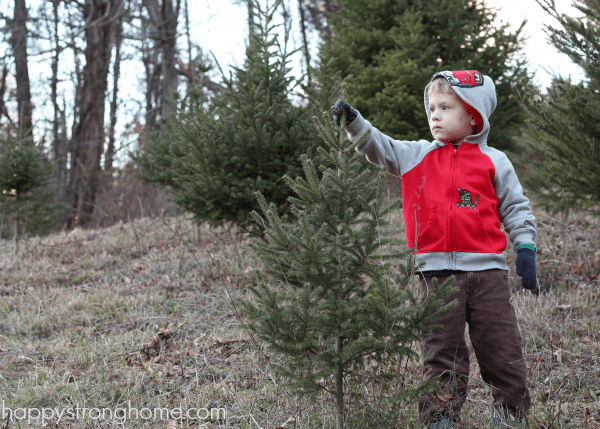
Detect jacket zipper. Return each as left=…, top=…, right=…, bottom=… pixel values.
left=450, top=145, right=458, bottom=268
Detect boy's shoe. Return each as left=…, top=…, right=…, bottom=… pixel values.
left=426, top=417, right=454, bottom=429
left=491, top=413, right=526, bottom=428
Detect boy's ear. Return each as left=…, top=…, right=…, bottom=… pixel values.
left=470, top=116, right=476, bottom=126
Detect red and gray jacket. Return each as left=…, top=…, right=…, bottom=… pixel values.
left=345, top=70, right=537, bottom=272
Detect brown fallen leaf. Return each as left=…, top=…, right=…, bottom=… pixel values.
left=167, top=420, right=177, bottom=429
left=436, top=392, right=453, bottom=404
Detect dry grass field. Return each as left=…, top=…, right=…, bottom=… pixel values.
left=0, top=200, right=598, bottom=428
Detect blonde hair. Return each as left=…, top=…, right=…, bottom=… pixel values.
left=428, top=76, right=453, bottom=96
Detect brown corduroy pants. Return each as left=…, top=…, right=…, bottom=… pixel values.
left=417, top=269, right=531, bottom=425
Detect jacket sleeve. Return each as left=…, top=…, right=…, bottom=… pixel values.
left=493, top=152, right=537, bottom=250
left=345, top=111, right=433, bottom=177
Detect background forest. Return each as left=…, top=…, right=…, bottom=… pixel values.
left=0, top=0, right=596, bottom=233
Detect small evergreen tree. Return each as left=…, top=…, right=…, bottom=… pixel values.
left=318, top=0, right=531, bottom=152
left=516, top=0, right=600, bottom=215
left=0, top=129, right=69, bottom=255
left=133, top=0, right=325, bottom=237
left=241, top=84, right=457, bottom=428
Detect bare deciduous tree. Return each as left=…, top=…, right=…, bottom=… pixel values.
left=297, top=0, right=311, bottom=83
left=48, top=0, right=69, bottom=203
left=302, top=0, right=335, bottom=37
left=0, top=61, right=11, bottom=126
left=9, top=0, right=33, bottom=134
left=68, top=0, right=124, bottom=226
left=142, top=0, right=181, bottom=118
left=106, top=16, right=123, bottom=171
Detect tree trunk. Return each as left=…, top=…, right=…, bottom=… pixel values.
left=50, top=0, right=68, bottom=203
left=68, top=0, right=122, bottom=226
left=323, top=0, right=335, bottom=37
left=303, top=0, right=335, bottom=37
left=106, top=19, right=123, bottom=171
left=70, top=31, right=82, bottom=154
left=68, top=17, right=84, bottom=196
left=0, top=62, right=10, bottom=125
left=143, top=0, right=181, bottom=118
left=13, top=214, right=19, bottom=258
left=297, top=0, right=311, bottom=84
left=141, top=14, right=159, bottom=131
left=335, top=139, right=345, bottom=428
left=247, top=0, right=255, bottom=40
left=280, top=0, right=290, bottom=29
left=183, top=0, right=193, bottom=87
left=335, top=335, right=344, bottom=429
left=161, top=0, right=179, bottom=116
left=9, top=0, right=33, bottom=135
left=144, top=54, right=161, bottom=131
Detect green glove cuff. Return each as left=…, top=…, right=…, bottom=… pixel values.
left=517, top=244, right=536, bottom=252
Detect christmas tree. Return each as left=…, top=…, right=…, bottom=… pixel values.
left=241, top=84, right=457, bottom=428
left=317, top=0, right=531, bottom=152
left=516, top=0, right=600, bottom=215
left=133, top=0, right=324, bottom=237
left=0, top=129, right=69, bottom=255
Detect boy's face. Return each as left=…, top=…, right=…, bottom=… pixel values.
left=428, top=90, right=476, bottom=144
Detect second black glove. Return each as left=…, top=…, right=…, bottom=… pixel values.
left=516, top=246, right=537, bottom=290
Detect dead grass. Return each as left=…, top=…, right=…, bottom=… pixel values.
left=0, top=197, right=598, bottom=428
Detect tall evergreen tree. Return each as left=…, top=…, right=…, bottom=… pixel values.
left=318, top=0, right=530, bottom=151
left=133, top=0, right=324, bottom=237
left=516, top=0, right=600, bottom=215
left=241, top=84, right=457, bottom=428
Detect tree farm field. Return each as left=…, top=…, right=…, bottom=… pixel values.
left=0, top=201, right=599, bottom=428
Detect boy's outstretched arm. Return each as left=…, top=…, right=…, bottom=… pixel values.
left=329, top=99, right=433, bottom=177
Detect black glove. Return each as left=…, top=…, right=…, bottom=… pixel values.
left=516, top=246, right=537, bottom=290
left=329, top=99, right=358, bottom=126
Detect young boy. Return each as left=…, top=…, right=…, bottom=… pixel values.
left=330, top=70, right=538, bottom=428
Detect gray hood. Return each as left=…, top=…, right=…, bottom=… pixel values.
left=424, top=70, right=497, bottom=146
